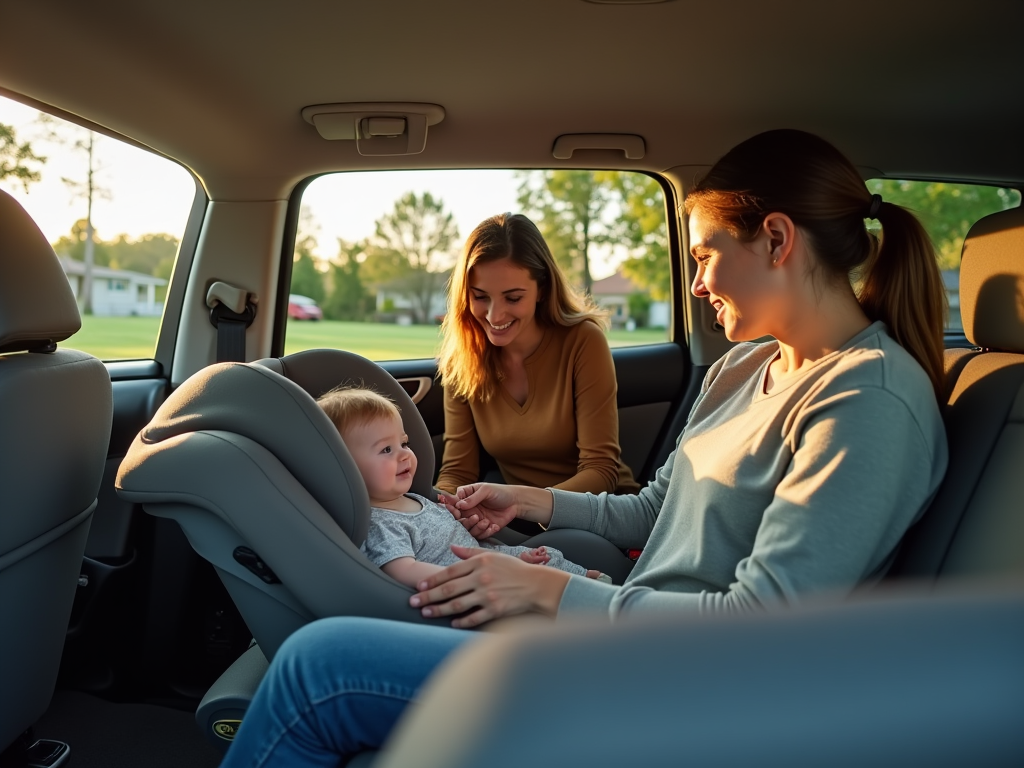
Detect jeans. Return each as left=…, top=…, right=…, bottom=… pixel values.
left=219, top=617, right=475, bottom=768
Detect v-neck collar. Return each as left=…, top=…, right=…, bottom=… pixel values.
left=498, top=325, right=556, bottom=413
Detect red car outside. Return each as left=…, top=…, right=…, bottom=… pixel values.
left=288, top=294, right=323, bottom=321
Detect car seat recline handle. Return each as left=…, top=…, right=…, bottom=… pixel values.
left=552, top=133, right=645, bottom=160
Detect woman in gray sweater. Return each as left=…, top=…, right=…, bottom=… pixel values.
left=219, top=129, right=948, bottom=767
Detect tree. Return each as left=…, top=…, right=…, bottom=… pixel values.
left=290, top=205, right=326, bottom=303
left=516, top=170, right=615, bottom=293
left=323, top=239, right=374, bottom=321
left=57, top=129, right=110, bottom=314
left=53, top=219, right=111, bottom=267
left=368, top=191, right=459, bottom=323
left=106, top=233, right=178, bottom=281
left=867, top=180, right=1021, bottom=270
left=0, top=123, right=46, bottom=191
left=604, top=172, right=670, bottom=301
left=53, top=226, right=179, bottom=300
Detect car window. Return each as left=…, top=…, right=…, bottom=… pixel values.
left=865, top=179, right=1021, bottom=335
left=286, top=169, right=672, bottom=360
left=0, top=95, right=195, bottom=360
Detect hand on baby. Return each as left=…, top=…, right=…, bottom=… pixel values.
left=438, top=484, right=518, bottom=540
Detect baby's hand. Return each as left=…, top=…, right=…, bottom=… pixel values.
left=518, top=546, right=551, bottom=565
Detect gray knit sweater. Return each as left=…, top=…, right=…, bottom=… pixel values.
left=551, top=322, right=947, bottom=620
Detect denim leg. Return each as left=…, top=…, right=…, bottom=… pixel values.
left=220, top=617, right=475, bottom=768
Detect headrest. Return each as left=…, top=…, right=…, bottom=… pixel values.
left=255, top=349, right=436, bottom=498
left=136, top=361, right=371, bottom=542
left=0, top=189, right=81, bottom=354
left=959, top=206, right=1024, bottom=352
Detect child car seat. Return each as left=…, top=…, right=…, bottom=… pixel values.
left=115, top=349, right=450, bottom=660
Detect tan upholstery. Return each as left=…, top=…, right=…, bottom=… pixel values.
left=893, top=207, right=1024, bottom=581
left=960, top=206, right=1024, bottom=352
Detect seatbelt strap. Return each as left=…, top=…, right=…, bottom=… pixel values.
left=206, top=281, right=258, bottom=363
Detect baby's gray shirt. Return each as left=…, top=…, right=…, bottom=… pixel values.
left=363, top=493, right=587, bottom=576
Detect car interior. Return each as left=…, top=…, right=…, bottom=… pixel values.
left=1, top=1, right=1023, bottom=766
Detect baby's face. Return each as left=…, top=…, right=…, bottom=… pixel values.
left=343, top=414, right=417, bottom=505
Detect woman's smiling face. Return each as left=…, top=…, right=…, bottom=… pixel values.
left=468, top=257, right=542, bottom=350
left=688, top=207, right=776, bottom=342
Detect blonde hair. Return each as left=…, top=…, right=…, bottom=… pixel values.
left=684, top=129, right=946, bottom=401
left=316, top=386, right=401, bottom=436
left=437, top=212, right=606, bottom=402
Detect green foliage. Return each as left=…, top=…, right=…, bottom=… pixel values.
left=516, top=170, right=616, bottom=292
left=603, top=173, right=670, bottom=300
left=627, top=291, right=653, bottom=327
left=291, top=252, right=326, bottom=303
left=53, top=220, right=111, bottom=266
left=322, top=240, right=375, bottom=321
left=107, top=233, right=178, bottom=280
left=368, top=191, right=459, bottom=323
left=290, top=205, right=327, bottom=303
left=0, top=123, right=45, bottom=191
left=516, top=170, right=668, bottom=300
left=53, top=221, right=178, bottom=277
left=867, top=180, right=1021, bottom=270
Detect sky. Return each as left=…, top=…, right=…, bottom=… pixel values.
left=1, top=94, right=620, bottom=278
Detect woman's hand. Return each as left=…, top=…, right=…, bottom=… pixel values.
left=409, top=545, right=571, bottom=629
left=437, top=484, right=520, bottom=539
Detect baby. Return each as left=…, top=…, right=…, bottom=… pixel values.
left=316, top=386, right=608, bottom=587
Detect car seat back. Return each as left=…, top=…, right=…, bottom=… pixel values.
left=253, top=348, right=435, bottom=497
left=0, top=190, right=112, bottom=750
left=892, top=206, right=1024, bottom=582
left=115, top=351, right=446, bottom=659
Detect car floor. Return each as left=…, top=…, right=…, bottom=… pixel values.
left=32, top=689, right=223, bottom=768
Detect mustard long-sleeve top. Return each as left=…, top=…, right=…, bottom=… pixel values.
left=436, top=321, right=639, bottom=495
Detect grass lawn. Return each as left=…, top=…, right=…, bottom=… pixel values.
left=71, top=316, right=669, bottom=361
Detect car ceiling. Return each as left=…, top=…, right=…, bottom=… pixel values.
left=2, top=0, right=1022, bottom=200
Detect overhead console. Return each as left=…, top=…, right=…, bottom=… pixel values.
left=301, top=102, right=445, bottom=156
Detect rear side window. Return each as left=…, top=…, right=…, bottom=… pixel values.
left=288, top=169, right=673, bottom=361
left=865, top=179, right=1021, bottom=334
left=0, top=95, right=195, bottom=360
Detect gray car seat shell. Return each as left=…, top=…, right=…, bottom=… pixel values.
left=0, top=190, right=113, bottom=751
left=116, top=360, right=451, bottom=658
left=253, top=348, right=436, bottom=498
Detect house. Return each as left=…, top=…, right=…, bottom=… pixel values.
left=373, top=270, right=451, bottom=324
left=59, top=256, right=167, bottom=317
left=590, top=270, right=669, bottom=329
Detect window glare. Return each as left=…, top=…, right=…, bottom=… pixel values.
left=0, top=95, right=194, bottom=360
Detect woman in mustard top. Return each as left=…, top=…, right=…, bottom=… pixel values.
left=435, top=213, right=639, bottom=497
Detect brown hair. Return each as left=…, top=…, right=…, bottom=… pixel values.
left=437, top=212, right=606, bottom=402
left=316, top=386, right=401, bottom=436
left=684, top=129, right=946, bottom=400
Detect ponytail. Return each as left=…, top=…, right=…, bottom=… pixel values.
left=685, top=129, right=946, bottom=401
left=858, top=201, right=946, bottom=400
